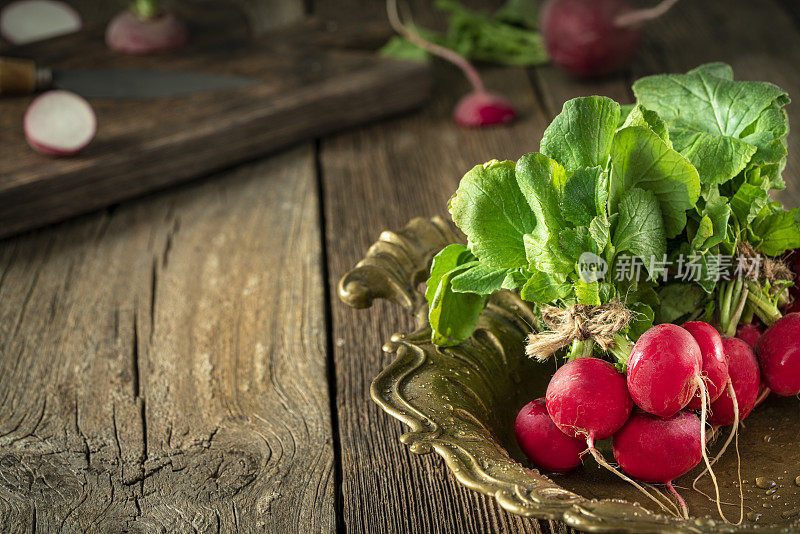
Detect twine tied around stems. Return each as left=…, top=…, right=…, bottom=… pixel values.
left=525, top=300, right=632, bottom=361
left=738, top=242, right=793, bottom=282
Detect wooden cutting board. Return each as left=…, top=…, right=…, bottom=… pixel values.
left=0, top=7, right=431, bottom=238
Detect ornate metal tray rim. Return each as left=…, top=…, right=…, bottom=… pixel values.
left=339, top=216, right=799, bottom=534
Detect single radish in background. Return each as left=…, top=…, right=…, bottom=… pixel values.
left=682, top=321, right=728, bottom=410
left=736, top=322, right=762, bottom=348
left=540, top=0, right=680, bottom=77
left=544, top=357, right=678, bottom=516
left=755, top=313, right=800, bottom=396
left=515, top=398, right=586, bottom=472
left=613, top=410, right=702, bottom=518
left=24, top=90, right=96, bottom=156
left=387, top=0, right=516, bottom=127
left=0, top=0, right=81, bottom=45
left=106, top=0, right=187, bottom=55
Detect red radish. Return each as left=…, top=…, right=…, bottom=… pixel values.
left=106, top=0, right=186, bottom=55
left=613, top=410, right=702, bottom=483
left=540, top=0, right=680, bottom=78
left=546, top=357, right=679, bottom=517
left=515, top=398, right=586, bottom=472
left=627, top=324, right=701, bottom=418
left=736, top=322, right=762, bottom=348
left=755, top=313, right=800, bottom=396
left=708, top=337, right=760, bottom=426
left=613, top=410, right=702, bottom=517
left=453, top=93, right=516, bottom=128
left=0, top=0, right=81, bottom=45
left=545, top=357, right=631, bottom=440
left=627, top=324, right=731, bottom=520
left=683, top=321, right=728, bottom=410
left=24, top=90, right=96, bottom=156
left=386, top=0, right=516, bottom=127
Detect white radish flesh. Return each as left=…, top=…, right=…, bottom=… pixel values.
left=24, top=90, right=96, bottom=156
left=0, top=0, right=81, bottom=45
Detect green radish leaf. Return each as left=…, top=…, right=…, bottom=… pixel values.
left=633, top=65, right=788, bottom=139
left=612, top=188, right=667, bottom=277
left=501, top=268, right=530, bottom=290
left=688, top=62, right=733, bottom=80
left=690, top=198, right=731, bottom=252
left=730, top=183, right=769, bottom=225
left=540, top=96, right=621, bottom=172
left=610, top=126, right=700, bottom=238
left=560, top=226, right=599, bottom=262
left=451, top=263, right=511, bottom=294
left=589, top=214, right=611, bottom=251
left=449, top=160, right=537, bottom=269
left=520, top=270, right=571, bottom=304
left=523, top=232, right=573, bottom=275
left=575, top=278, right=601, bottom=305
left=426, top=244, right=475, bottom=303
left=670, top=130, right=756, bottom=186
left=426, top=245, right=488, bottom=346
left=752, top=207, right=800, bottom=256
left=618, top=104, right=635, bottom=126
left=621, top=105, right=671, bottom=147
left=561, top=166, right=603, bottom=227
left=627, top=302, right=655, bottom=340
left=655, top=283, right=707, bottom=324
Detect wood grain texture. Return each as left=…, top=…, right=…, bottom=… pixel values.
left=0, top=147, right=335, bottom=532
left=318, top=1, right=571, bottom=531
left=0, top=4, right=429, bottom=238
left=319, top=1, right=800, bottom=534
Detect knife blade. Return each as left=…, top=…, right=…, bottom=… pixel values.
left=0, top=56, right=255, bottom=98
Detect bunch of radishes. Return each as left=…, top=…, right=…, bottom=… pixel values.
left=516, top=308, right=800, bottom=518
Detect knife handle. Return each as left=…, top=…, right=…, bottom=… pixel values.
left=0, top=57, right=51, bottom=96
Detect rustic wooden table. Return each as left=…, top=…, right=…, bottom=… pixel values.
left=1, top=0, right=799, bottom=532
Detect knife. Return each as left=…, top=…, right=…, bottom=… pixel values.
left=0, top=56, right=254, bottom=98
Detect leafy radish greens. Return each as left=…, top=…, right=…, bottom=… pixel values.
left=426, top=63, right=798, bottom=358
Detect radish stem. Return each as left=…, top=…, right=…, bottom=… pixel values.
left=615, top=0, right=681, bottom=27
left=725, top=284, right=749, bottom=337
left=132, top=0, right=158, bottom=20
left=386, top=0, right=486, bottom=94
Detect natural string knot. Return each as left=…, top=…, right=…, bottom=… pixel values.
left=738, top=242, right=793, bottom=282
left=525, top=300, right=632, bottom=361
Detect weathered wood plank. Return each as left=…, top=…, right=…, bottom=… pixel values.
left=0, top=147, right=335, bottom=532
left=317, top=2, right=571, bottom=532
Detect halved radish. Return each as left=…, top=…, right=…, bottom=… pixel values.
left=24, top=90, right=96, bottom=156
left=0, top=0, right=82, bottom=45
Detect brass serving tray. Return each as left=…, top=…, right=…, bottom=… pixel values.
left=339, top=217, right=800, bottom=533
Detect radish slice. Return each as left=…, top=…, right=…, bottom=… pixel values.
left=0, top=0, right=82, bottom=45
left=24, top=90, right=96, bottom=156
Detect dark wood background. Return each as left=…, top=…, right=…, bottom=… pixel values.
left=0, top=0, right=799, bottom=532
